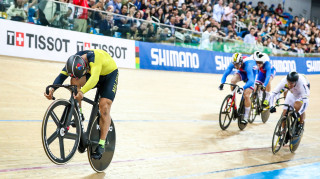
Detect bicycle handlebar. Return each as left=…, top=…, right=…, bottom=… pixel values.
left=46, top=84, right=78, bottom=100
left=223, top=83, right=241, bottom=88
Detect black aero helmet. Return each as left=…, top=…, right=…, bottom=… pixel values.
left=287, top=71, right=299, bottom=83
left=66, top=55, right=88, bottom=79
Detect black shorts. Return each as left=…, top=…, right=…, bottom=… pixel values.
left=86, top=69, right=119, bottom=101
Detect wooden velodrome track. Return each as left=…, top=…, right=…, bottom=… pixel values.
left=0, top=55, right=320, bottom=178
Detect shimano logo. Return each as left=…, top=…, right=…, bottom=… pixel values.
left=270, top=60, right=296, bottom=72
left=215, top=56, right=233, bottom=70
left=306, top=60, right=320, bottom=72
left=150, top=48, right=199, bottom=68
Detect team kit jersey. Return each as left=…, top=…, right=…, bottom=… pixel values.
left=256, top=61, right=276, bottom=87
left=221, top=56, right=258, bottom=90
left=270, top=74, right=310, bottom=115
left=53, top=49, right=119, bottom=101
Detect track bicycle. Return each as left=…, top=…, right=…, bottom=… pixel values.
left=248, top=83, right=270, bottom=123
left=271, top=97, right=304, bottom=154
left=42, top=84, right=116, bottom=172
left=219, top=83, right=247, bottom=130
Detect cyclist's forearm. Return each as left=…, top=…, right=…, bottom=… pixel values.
left=53, top=73, right=68, bottom=89
left=80, top=76, right=99, bottom=94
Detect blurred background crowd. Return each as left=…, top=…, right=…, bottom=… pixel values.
left=1, top=0, right=320, bottom=54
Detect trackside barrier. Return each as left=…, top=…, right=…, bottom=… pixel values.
left=138, top=41, right=320, bottom=75
left=0, top=19, right=136, bottom=69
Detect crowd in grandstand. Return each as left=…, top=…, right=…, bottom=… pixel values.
left=1, top=0, right=320, bottom=53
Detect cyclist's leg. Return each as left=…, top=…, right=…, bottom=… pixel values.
left=92, top=69, right=118, bottom=159
left=294, top=98, right=309, bottom=124
left=241, top=73, right=253, bottom=121
left=256, top=71, right=265, bottom=100
left=230, top=71, right=242, bottom=91
left=265, top=69, right=276, bottom=104
left=282, top=92, right=296, bottom=127
left=99, top=69, right=118, bottom=140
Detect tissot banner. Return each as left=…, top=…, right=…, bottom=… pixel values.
left=0, top=19, right=136, bottom=69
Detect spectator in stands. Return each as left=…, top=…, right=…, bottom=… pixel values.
left=156, top=7, right=165, bottom=23
left=256, top=35, right=263, bottom=46
left=179, top=3, right=187, bottom=16
left=288, top=43, right=297, bottom=52
left=159, top=27, right=175, bottom=42
left=204, top=5, right=212, bottom=17
left=99, top=12, right=118, bottom=36
left=268, top=4, right=275, bottom=13
left=275, top=4, right=283, bottom=15
left=73, top=0, right=89, bottom=32
left=243, top=27, right=256, bottom=44
left=108, top=0, right=122, bottom=13
left=200, top=34, right=215, bottom=50
left=222, top=2, right=233, bottom=27
left=213, top=0, right=224, bottom=23
left=6, top=0, right=27, bottom=22
left=166, top=15, right=176, bottom=36
left=296, top=43, right=304, bottom=54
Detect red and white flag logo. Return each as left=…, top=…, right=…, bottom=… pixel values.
left=16, top=32, right=24, bottom=47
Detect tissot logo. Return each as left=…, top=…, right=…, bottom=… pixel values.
left=77, top=41, right=128, bottom=59
left=6, top=30, right=70, bottom=52
left=7, top=31, right=24, bottom=47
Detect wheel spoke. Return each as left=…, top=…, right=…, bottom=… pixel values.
left=59, top=136, right=65, bottom=159
left=50, top=111, right=60, bottom=127
left=64, top=132, right=79, bottom=140
left=47, top=131, right=59, bottom=145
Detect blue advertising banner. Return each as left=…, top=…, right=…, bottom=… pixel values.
left=139, top=42, right=320, bottom=75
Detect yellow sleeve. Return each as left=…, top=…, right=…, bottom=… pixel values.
left=80, top=61, right=102, bottom=94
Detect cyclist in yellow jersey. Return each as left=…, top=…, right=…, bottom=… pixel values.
left=44, top=49, right=119, bottom=160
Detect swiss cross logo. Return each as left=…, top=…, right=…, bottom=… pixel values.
left=16, top=32, right=24, bottom=47
left=84, top=42, right=90, bottom=50
left=7, top=31, right=24, bottom=47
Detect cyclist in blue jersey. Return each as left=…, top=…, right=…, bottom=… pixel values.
left=219, top=53, right=258, bottom=124
left=253, top=51, right=276, bottom=107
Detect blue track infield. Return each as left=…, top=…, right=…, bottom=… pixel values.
left=232, top=161, right=320, bottom=179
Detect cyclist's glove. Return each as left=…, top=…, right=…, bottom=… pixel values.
left=270, top=106, right=276, bottom=113
left=218, top=84, right=224, bottom=90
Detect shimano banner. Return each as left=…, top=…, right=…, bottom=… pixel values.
left=139, top=42, right=320, bottom=75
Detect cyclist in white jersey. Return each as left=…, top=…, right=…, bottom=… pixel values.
left=269, top=72, right=310, bottom=132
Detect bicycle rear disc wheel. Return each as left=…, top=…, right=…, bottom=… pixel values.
left=289, top=124, right=304, bottom=153
left=248, top=95, right=258, bottom=123
left=272, top=116, right=287, bottom=154
left=238, top=99, right=247, bottom=130
left=261, top=109, right=270, bottom=123
left=41, top=99, right=81, bottom=164
left=219, top=95, right=233, bottom=130
left=88, top=117, right=116, bottom=172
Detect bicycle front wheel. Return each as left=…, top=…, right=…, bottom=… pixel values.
left=219, top=95, right=234, bottom=130
left=272, top=116, right=287, bottom=154
left=87, top=116, right=116, bottom=172
left=41, top=99, right=81, bottom=164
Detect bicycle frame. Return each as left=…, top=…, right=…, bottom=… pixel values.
left=274, top=98, right=299, bottom=137
left=46, top=84, right=101, bottom=147
left=223, top=83, right=242, bottom=116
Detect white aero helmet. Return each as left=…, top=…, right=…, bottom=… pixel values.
left=232, top=53, right=243, bottom=65
left=253, top=51, right=270, bottom=63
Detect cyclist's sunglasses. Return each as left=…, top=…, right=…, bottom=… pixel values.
left=256, top=61, right=263, bottom=65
